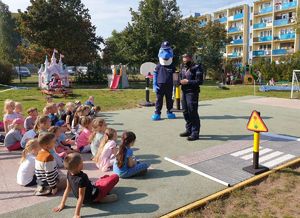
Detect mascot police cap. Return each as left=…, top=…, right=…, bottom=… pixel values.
left=158, top=41, right=173, bottom=60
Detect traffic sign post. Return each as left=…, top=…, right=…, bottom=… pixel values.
left=243, top=110, right=269, bottom=175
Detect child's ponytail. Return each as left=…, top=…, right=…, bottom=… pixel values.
left=117, top=131, right=136, bottom=168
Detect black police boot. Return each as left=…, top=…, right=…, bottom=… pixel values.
left=179, top=131, right=191, bottom=137
left=187, top=135, right=199, bottom=141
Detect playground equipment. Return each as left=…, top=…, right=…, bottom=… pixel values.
left=291, top=70, right=300, bottom=99
left=108, top=65, right=129, bottom=89
left=139, top=62, right=156, bottom=107
left=38, top=50, right=72, bottom=97
left=259, top=70, right=300, bottom=95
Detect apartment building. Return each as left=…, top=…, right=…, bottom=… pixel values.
left=252, top=0, right=299, bottom=63
left=197, top=0, right=299, bottom=66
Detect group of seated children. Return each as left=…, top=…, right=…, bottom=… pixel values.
left=2, top=96, right=150, bottom=217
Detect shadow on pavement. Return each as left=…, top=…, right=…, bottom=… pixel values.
left=199, top=134, right=252, bottom=141
left=201, top=115, right=273, bottom=120
left=84, top=187, right=159, bottom=217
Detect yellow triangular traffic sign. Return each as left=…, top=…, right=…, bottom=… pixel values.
left=247, top=111, right=268, bottom=132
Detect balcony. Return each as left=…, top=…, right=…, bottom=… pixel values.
left=253, top=22, right=272, bottom=29
left=199, top=22, right=207, bottom=27
left=233, top=13, right=244, bottom=20
left=228, top=52, right=243, bottom=58
left=253, top=50, right=271, bottom=57
left=275, top=1, right=297, bottom=11
left=228, top=27, right=242, bottom=33
left=273, top=48, right=294, bottom=55
left=274, top=19, right=289, bottom=26
left=259, top=6, right=273, bottom=14
left=231, top=39, right=243, bottom=44
left=218, top=17, right=227, bottom=23
left=274, top=33, right=296, bottom=40
left=259, top=35, right=273, bottom=42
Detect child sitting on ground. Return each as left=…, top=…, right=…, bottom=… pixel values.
left=94, top=128, right=118, bottom=172
left=85, top=96, right=95, bottom=107
left=21, top=121, right=39, bottom=148
left=36, top=116, right=64, bottom=168
left=24, top=107, right=38, bottom=131
left=56, top=120, right=74, bottom=147
left=3, top=99, right=18, bottom=133
left=90, top=106, right=101, bottom=118
left=17, top=139, right=40, bottom=186
left=72, top=106, right=84, bottom=134
left=35, top=133, right=66, bottom=196
left=48, top=103, right=59, bottom=126
left=57, top=102, right=66, bottom=121
left=49, top=126, right=73, bottom=158
left=113, top=131, right=150, bottom=178
left=14, top=102, right=24, bottom=120
left=53, top=153, right=119, bottom=217
left=89, top=118, right=107, bottom=157
left=76, top=117, right=92, bottom=153
left=4, top=118, right=24, bottom=151
left=65, top=102, right=75, bottom=131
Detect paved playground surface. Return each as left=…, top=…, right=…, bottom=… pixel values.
left=1, top=96, right=300, bottom=218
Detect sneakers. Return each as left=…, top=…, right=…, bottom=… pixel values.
left=100, top=194, right=118, bottom=203
left=34, top=186, right=51, bottom=196
left=151, top=114, right=161, bottom=121
left=179, top=131, right=191, bottom=137
left=167, top=112, right=176, bottom=119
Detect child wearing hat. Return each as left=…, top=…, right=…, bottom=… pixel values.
left=4, top=118, right=24, bottom=151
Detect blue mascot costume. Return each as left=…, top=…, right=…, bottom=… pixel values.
left=152, top=41, right=176, bottom=121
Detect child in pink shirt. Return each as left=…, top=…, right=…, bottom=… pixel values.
left=76, top=116, right=92, bottom=153
left=3, top=99, right=19, bottom=133
left=94, top=128, right=118, bottom=172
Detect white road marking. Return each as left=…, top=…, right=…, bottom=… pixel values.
left=263, top=154, right=296, bottom=168
left=164, top=157, right=230, bottom=187
left=241, top=148, right=273, bottom=160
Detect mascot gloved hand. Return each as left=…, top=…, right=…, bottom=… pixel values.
left=151, top=41, right=176, bottom=121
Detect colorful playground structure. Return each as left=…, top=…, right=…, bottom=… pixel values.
left=38, top=50, right=72, bottom=97
left=108, top=65, right=129, bottom=89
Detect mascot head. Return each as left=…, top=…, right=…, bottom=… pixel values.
left=158, top=41, right=173, bottom=66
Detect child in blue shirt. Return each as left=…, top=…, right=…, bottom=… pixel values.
left=113, top=131, right=149, bottom=178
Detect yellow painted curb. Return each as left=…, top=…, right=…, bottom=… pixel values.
left=161, top=157, right=300, bottom=218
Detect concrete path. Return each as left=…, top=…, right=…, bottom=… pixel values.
left=1, top=96, right=299, bottom=218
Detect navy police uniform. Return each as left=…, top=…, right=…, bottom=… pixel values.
left=154, top=63, right=176, bottom=115
left=179, top=63, right=204, bottom=139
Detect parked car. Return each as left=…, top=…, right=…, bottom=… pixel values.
left=76, top=66, right=88, bottom=75
left=66, top=66, right=76, bottom=75
left=15, top=66, right=31, bottom=77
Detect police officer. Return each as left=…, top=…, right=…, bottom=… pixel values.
left=179, top=54, right=204, bottom=141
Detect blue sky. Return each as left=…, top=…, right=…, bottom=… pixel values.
left=3, top=0, right=252, bottom=39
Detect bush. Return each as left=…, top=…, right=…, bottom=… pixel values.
left=75, top=58, right=110, bottom=84
left=253, top=52, right=300, bottom=82
left=0, top=60, right=13, bottom=84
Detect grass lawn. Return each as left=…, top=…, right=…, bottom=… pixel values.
left=180, top=167, right=300, bottom=218
left=0, top=82, right=294, bottom=114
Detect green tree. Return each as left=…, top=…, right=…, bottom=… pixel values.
left=0, top=1, right=20, bottom=63
left=104, top=0, right=193, bottom=66
left=195, top=21, right=231, bottom=79
left=18, top=0, right=103, bottom=65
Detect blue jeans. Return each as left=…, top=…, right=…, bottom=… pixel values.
left=120, top=162, right=150, bottom=178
